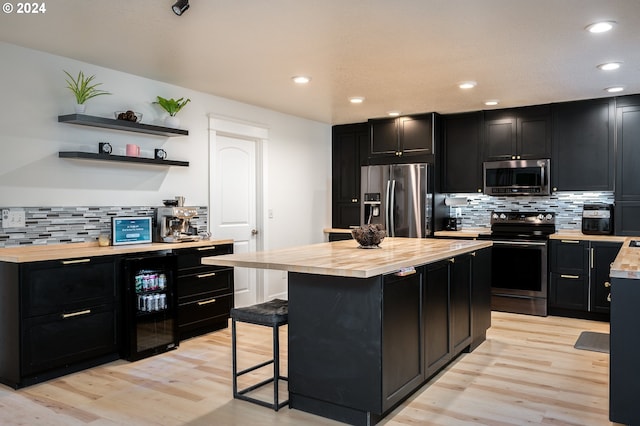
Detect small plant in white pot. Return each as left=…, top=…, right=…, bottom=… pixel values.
left=154, top=96, right=190, bottom=127
left=63, top=70, right=111, bottom=113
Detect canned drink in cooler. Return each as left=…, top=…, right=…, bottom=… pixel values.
left=159, top=293, right=167, bottom=310
left=158, top=274, right=166, bottom=290
left=135, top=275, right=143, bottom=293
left=153, top=294, right=160, bottom=311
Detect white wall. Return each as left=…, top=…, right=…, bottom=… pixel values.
left=0, top=42, right=332, bottom=251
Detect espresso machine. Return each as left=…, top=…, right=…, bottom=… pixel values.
left=155, top=206, right=200, bottom=243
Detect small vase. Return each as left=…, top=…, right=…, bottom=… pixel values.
left=75, top=103, right=86, bottom=114
left=164, top=116, right=180, bottom=128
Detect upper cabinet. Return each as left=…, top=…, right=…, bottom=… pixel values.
left=369, top=113, right=435, bottom=164
left=483, top=105, right=551, bottom=161
left=551, top=98, right=614, bottom=192
left=332, top=123, right=369, bottom=229
left=441, top=112, right=483, bottom=193
left=615, top=95, right=640, bottom=235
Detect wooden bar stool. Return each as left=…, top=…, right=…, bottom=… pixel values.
left=230, top=298, right=289, bottom=411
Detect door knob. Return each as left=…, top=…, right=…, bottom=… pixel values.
left=251, top=229, right=258, bottom=235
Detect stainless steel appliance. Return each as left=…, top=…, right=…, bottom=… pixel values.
left=155, top=206, right=200, bottom=242
left=483, top=159, right=551, bottom=196
left=360, top=163, right=434, bottom=237
left=479, top=211, right=556, bottom=316
left=582, top=203, right=613, bottom=235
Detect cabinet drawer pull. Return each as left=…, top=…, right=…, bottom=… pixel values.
left=471, top=252, right=476, bottom=257
left=196, top=272, right=217, bottom=279
left=197, top=246, right=216, bottom=251
left=197, top=298, right=217, bottom=306
left=560, top=240, right=580, bottom=244
left=61, top=258, right=91, bottom=265
left=62, top=309, right=91, bottom=319
left=560, top=274, right=580, bottom=279
left=448, top=258, right=455, bottom=263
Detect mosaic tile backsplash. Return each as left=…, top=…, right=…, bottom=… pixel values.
left=445, top=191, right=615, bottom=230
left=0, top=206, right=208, bottom=248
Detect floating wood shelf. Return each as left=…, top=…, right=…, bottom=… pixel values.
left=58, top=151, right=189, bottom=167
left=58, top=114, right=189, bottom=137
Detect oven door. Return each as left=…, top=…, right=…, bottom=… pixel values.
left=491, top=240, right=548, bottom=298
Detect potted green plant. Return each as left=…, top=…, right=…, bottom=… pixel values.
left=63, top=70, right=111, bottom=113
left=154, top=96, right=190, bottom=127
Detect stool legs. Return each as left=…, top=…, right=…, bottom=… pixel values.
left=231, top=319, right=288, bottom=411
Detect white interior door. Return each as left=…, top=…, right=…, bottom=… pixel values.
left=210, top=134, right=258, bottom=308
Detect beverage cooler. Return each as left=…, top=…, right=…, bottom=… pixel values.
left=121, top=253, right=178, bottom=361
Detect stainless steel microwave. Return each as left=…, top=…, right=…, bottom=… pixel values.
left=483, top=159, right=551, bottom=196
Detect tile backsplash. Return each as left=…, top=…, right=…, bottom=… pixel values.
left=0, top=206, right=208, bottom=248
left=445, top=191, right=615, bottom=230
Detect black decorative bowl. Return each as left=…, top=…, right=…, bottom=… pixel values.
left=351, top=224, right=386, bottom=248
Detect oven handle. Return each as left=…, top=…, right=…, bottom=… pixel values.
left=491, top=240, right=547, bottom=247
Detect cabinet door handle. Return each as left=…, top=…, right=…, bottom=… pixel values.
left=61, top=258, right=91, bottom=265
left=197, top=246, right=216, bottom=251
left=197, top=298, right=217, bottom=306
left=62, top=309, right=91, bottom=319
left=471, top=252, right=476, bottom=257
left=197, top=272, right=217, bottom=279
left=590, top=248, right=594, bottom=269
left=560, top=240, right=580, bottom=244
left=560, top=274, right=580, bottom=279
left=449, top=257, right=455, bottom=263
left=604, top=281, right=611, bottom=288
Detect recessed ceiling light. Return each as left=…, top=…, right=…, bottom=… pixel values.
left=605, top=86, right=625, bottom=93
left=292, top=76, right=311, bottom=84
left=597, top=62, right=622, bottom=71
left=484, top=100, right=499, bottom=106
left=349, top=97, right=365, bottom=104
left=458, top=81, right=477, bottom=89
left=388, top=111, right=401, bottom=117
left=586, top=21, right=616, bottom=33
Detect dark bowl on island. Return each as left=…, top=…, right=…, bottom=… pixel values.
left=351, top=224, right=386, bottom=248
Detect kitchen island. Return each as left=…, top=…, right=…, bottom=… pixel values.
left=203, top=237, right=492, bottom=425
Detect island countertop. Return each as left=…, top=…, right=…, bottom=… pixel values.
left=202, top=237, right=492, bottom=278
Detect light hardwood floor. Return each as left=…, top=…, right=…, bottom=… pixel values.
left=0, top=312, right=618, bottom=425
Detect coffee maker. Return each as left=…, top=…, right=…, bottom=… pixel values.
left=155, top=206, right=200, bottom=242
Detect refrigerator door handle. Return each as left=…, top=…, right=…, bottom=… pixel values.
left=385, top=179, right=391, bottom=234
left=389, top=179, right=396, bottom=237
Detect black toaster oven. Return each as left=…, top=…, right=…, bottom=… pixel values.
left=582, top=204, right=613, bottom=235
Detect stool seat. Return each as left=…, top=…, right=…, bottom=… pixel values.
left=231, top=299, right=289, bottom=411
left=230, top=298, right=288, bottom=326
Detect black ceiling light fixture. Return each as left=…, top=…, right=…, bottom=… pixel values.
left=172, top=0, right=189, bottom=16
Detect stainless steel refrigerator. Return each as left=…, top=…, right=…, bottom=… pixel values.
left=360, top=163, right=434, bottom=237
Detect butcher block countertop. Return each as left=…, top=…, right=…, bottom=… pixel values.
left=611, top=238, right=640, bottom=280
left=550, top=230, right=628, bottom=243
left=0, top=239, right=233, bottom=263
left=202, top=237, right=492, bottom=278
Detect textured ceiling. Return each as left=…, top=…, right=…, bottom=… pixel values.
left=1, top=0, right=639, bottom=124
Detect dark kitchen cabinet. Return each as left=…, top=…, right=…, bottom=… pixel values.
left=441, top=111, right=484, bottom=193
left=470, top=248, right=491, bottom=350
left=369, top=114, right=435, bottom=163
left=381, top=269, right=424, bottom=411
left=484, top=105, right=551, bottom=161
left=615, top=96, right=640, bottom=235
left=175, top=244, right=234, bottom=340
left=331, top=123, right=369, bottom=229
left=0, top=256, right=119, bottom=389
left=549, top=239, right=621, bottom=319
left=610, top=275, right=640, bottom=425
left=423, top=252, right=474, bottom=377
left=551, top=98, right=615, bottom=191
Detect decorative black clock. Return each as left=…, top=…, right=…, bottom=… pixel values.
left=99, top=142, right=112, bottom=155
left=154, top=148, right=167, bottom=160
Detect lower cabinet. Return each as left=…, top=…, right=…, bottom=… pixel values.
left=549, top=239, right=621, bottom=319
left=175, top=244, right=234, bottom=340
left=288, top=247, right=491, bottom=426
left=0, top=256, right=119, bottom=389
left=610, top=276, right=640, bottom=425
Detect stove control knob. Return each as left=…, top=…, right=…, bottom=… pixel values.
left=537, top=214, right=544, bottom=220
left=545, top=214, right=553, bottom=221
left=492, top=213, right=499, bottom=220
left=499, top=213, right=506, bottom=220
